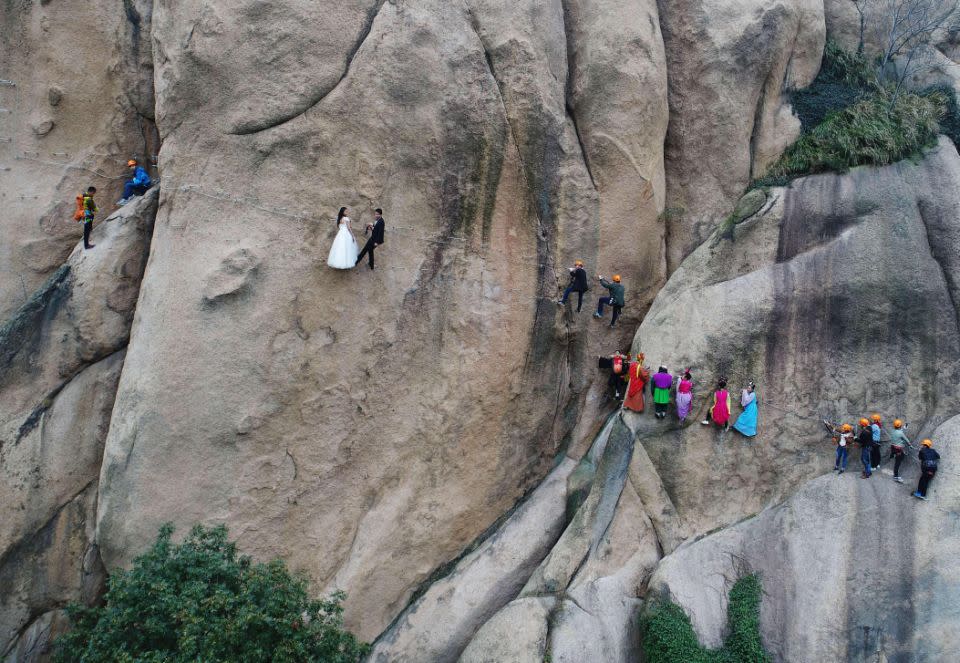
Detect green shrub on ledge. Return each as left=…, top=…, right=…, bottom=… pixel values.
left=765, top=88, right=944, bottom=181
left=639, top=574, right=770, bottom=663
left=54, top=524, right=369, bottom=663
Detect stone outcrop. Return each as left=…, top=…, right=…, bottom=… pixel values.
left=647, top=412, right=959, bottom=662
left=660, top=0, right=825, bottom=270
left=94, top=0, right=673, bottom=641
left=0, top=0, right=157, bottom=323
left=4, top=0, right=960, bottom=659
left=369, top=141, right=960, bottom=661
left=0, top=192, right=157, bottom=659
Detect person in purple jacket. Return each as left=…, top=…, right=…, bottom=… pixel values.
left=650, top=366, right=673, bottom=419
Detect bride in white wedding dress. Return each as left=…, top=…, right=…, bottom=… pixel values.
left=327, top=206, right=359, bottom=269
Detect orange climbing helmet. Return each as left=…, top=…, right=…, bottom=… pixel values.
left=127, top=159, right=137, bottom=167
left=922, top=438, right=933, bottom=447
left=841, top=423, right=853, bottom=433
left=574, top=260, right=583, bottom=267
left=612, top=274, right=621, bottom=282
left=893, top=419, right=903, bottom=429
left=859, top=418, right=870, bottom=427
left=871, top=413, right=882, bottom=423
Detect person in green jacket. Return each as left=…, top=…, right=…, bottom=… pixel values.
left=82, top=186, right=98, bottom=250
left=593, top=274, right=624, bottom=327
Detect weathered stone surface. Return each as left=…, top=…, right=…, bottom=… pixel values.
left=632, top=138, right=960, bottom=538
left=0, top=0, right=156, bottom=322
left=96, top=0, right=666, bottom=640
left=458, top=597, right=554, bottom=663
left=0, top=191, right=153, bottom=654
left=368, top=458, right=575, bottom=663
left=660, top=0, right=825, bottom=270
left=647, top=411, right=959, bottom=662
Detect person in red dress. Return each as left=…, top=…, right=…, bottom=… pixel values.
left=622, top=353, right=650, bottom=412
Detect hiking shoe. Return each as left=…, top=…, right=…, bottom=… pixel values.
left=839, top=469, right=845, bottom=474
left=593, top=313, right=602, bottom=318
left=701, top=420, right=710, bottom=425
left=894, top=476, right=904, bottom=483
left=116, top=198, right=128, bottom=206
left=919, top=495, right=928, bottom=501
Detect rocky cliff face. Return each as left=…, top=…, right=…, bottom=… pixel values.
left=1, top=0, right=958, bottom=661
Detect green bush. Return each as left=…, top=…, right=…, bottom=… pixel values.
left=922, top=83, right=960, bottom=146
left=54, top=524, right=369, bottom=663
left=767, top=89, right=944, bottom=180
left=639, top=574, right=770, bottom=663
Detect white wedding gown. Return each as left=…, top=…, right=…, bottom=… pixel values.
left=327, top=217, right=359, bottom=269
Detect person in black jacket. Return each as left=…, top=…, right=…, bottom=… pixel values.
left=557, top=260, right=589, bottom=312
left=857, top=418, right=874, bottom=478
left=914, top=439, right=941, bottom=500
left=356, top=208, right=386, bottom=270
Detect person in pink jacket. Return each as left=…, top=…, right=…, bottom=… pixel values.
left=701, top=378, right=732, bottom=430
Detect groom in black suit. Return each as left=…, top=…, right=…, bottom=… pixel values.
left=356, top=208, right=386, bottom=270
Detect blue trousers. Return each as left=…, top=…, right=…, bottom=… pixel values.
left=861, top=448, right=872, bottom=476
left=596, top=297, right=622, bottom=326
left=123, top=181, right=150, bottom=199
left=834, top=446, right=848, bottom=470
left=560, top=286, right=584, bottom=311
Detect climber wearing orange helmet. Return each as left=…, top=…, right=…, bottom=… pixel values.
left=914, top=439, right=940, bottom=500
left=117, top=158, right=152, bottom=206
left=869, top=414, right=883, bottom=470
left=833, top=423, right=854, bottom=473
left=888, top=419, right=911, bottom=483
left=557, top=260, right=589, bottom=312
left=857, top=418, right=874, bottom=478
left=594, top=274, right=625, bottom=327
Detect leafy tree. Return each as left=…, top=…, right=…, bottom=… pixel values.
left=55, top=524, right=369, bottom=663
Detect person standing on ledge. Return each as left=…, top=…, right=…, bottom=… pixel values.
left=622, top=354, right=649, bottom=412
left=650, top=366, right=673, bottom=419
left=914, top=438, right=940, bottom=500
left=593, top=274, right=624, bottom=327
left=834, top=423, right=854, bottom=474
left=888, top=419, right=911, bottom=483
left=81, top=186, right=98, bottom=250
left=701, top=378, right=732, bottom=430
left=732, top=382, right=758, bottom=437
left=675, top=370, right=694, bottom=425
left=858, top=418, right=873, bottom=478
left=356, top=208, right=386, bottom=270
left=870, top=414, right=883, bottom=470
left=556, top=260, right=589, bottom=312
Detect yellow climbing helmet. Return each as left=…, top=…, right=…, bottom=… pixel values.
left=893, top=419, right=903, bottom=429
left=922, top=439, right=933, bottom=447
left=612, top=274, right=621, bottom=283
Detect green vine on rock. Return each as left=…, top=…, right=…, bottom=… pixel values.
left=639, top=574, right=770, bottom=663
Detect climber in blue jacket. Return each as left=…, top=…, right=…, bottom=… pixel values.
left=117, top=159, right=152, bottom=205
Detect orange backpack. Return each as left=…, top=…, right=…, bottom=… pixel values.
left=73, top=193, right=85, bottom=221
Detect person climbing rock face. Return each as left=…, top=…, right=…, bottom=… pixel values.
left=594, top=274, right=624, bottom=326
left=834, top=423, right=854, bottom=474
left=622, top=353, right=649, bottom=413
left=557, top=260, right=589, bottom=312
left=858, top=418, right=873, bottom=478
left=598, top=351, right=628, bottom=400
left=914, top=438, right=940, bottom=500
left=675, top=370, right=693, bottom=425
left=733, top=381, right=758, bottom=437
left=870, top=414, right=883, bottom=470
left=701, top=378, right=731, bottom=430
left=117, top=159, right=152, bottom=205
left=888, top=419, right=910, bottom=483
left=81, top=186, right=97, bottom=250
left=356, top=208, right=386, bottom=270
left=650, top=366, right=672, bottom=419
